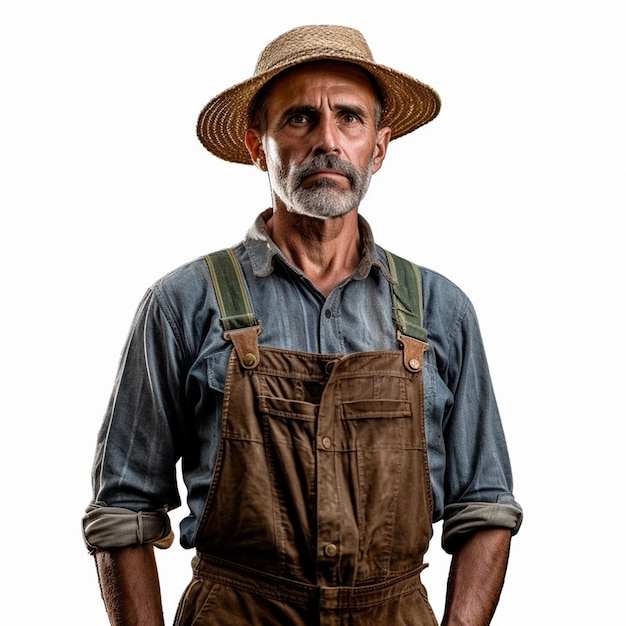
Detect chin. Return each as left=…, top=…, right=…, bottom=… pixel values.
left=291, top=190, right=358, bottom=219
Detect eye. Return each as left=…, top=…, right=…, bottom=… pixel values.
left=340, top=109, right=367, bottom=126
left=289, top=113, right=309, bottom=125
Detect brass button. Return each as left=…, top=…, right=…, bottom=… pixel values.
left=322, top=437, right=332, bottom=450
left=408, top=358, right=420, bottom=371
left=243, top=353, right=257, bottom=367
left=324, top=543, right=337, bottom=557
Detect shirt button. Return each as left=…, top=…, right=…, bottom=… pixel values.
left=325, top=309, right=332, bottom=319
left=322, top=437, right=332, bottom=450
left=324, top=543, right=338, bottom=557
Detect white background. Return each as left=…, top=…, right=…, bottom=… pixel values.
left=1, top=1, right=624, bottom=624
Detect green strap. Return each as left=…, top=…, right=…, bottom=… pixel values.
left=385, top=250, right=428, bottom=343
left=204, top=249, right=258, bottom=331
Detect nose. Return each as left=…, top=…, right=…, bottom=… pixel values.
left=313, top=115, right=340, bottom=155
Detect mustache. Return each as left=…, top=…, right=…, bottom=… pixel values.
left=295, top=155, right=359, bottom=186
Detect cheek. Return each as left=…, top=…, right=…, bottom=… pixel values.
left=265, top=132, right=311, bottom=162
left=347, top=146, right=377, bottom=175
left=263, top=138, right=278, bottom=163
left=366, top=139, right=385, bottom=172
left=264, top=139, right=287, bottom=170
left=265, top=140, right=303, bottom=177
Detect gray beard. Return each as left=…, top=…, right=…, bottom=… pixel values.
left=275, top=154, right=374, bottom=219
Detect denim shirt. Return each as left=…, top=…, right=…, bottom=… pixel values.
left=83, top=211, right=522, bottom=555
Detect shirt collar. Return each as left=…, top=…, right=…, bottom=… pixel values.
left=243, top=209, right=393, bottom=285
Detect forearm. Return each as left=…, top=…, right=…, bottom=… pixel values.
left=441, top=528, right=512, bottom=626
left=95, top=544, right=165, bottom=626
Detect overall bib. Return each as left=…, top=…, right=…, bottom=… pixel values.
left=174, top=250, right=437, bottom=625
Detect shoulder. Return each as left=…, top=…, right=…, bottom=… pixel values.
left=133, top=249, right=246, bottom=358
left=379, top=247, right=472, bottom=316
left=380, top=248, right=477, bottom=346
left=145, top=248, right=245, bottom=336
left=419, top=266, right=473, bottom=316
left=151, top=243, right=250, bottom=299
left=150, top=255, right=213, bottom=309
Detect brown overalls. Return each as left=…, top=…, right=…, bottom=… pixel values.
left=174, top=250, right=438, bottom=625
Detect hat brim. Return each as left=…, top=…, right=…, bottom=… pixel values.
left=197, top=56, right=441, bottom=164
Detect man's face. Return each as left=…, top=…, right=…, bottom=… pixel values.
left=249, top=61, right=391, bottom=219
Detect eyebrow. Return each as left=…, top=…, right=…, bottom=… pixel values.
left=281, top=103, right=370, bottom=121
left=282, top=105, right=317, bottom=119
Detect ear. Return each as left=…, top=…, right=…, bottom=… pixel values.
left=245, top=128, right=266, bottom=170
left=371, top=126, right=392, bottom=174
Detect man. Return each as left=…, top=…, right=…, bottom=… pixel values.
left=83, top=24, right=522, bottom=625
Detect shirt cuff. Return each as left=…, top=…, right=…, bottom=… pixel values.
left=442, top=501, right=523, bottom=554
left=82, top=506, right=174, bottom=553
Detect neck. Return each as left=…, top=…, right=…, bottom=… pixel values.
left=266, top=208, right=362, bottom=298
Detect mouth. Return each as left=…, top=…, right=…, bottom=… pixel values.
left=301, top=169, right=349, bottom=187
left=295, top=155, right=356, bottom=189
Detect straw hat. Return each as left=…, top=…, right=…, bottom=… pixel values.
left=197, top=25, right=441, bottom=164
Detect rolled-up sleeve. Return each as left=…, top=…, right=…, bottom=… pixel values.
left=82, top=289, right=186, bottom=551
left=82, top=506, right=174, bottom=553
left=442, top=502, right=523, bottom=553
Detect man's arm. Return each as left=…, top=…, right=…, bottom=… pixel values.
left=441, top=528, right=512, bottom=626
left=94, top=544, right=165, bottom=626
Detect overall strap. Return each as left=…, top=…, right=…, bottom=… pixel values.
left=385, top=250, right=428, bottom=343
left=205, top=249, right=261, bottom=369
left=205, top=248, right=258, bottom=331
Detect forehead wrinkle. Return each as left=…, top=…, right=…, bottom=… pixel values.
left=282, top=100, right=369, bottom=117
